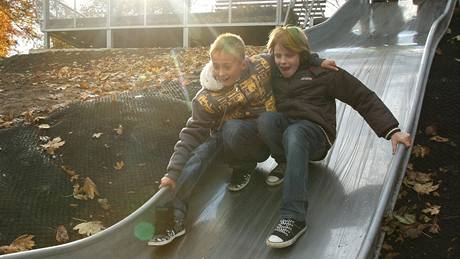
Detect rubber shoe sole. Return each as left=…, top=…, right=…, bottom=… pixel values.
left=266, top=225, right=307, bottom=248
left=147, top=229, right=186, bottom=246
left=227, top=174, right=251, bottom=192
left=265, top=174, right=283, bottom=186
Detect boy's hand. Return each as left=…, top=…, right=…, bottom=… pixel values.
left=321, top=59, right=339, bottom=71
left=390, top=132, right=412, bottom=154
left=159, top=176, right=176, bottom=190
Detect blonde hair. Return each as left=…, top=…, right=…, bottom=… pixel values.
left=209, top=33, right=246, bottom=61
left=266, top=26, right=311, bottom=64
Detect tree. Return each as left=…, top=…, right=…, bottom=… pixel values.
left=0, top=0, right=38, bottom=57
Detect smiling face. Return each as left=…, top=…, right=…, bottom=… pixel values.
left=211, top=51, right=246, bottom=88
left=274, top=43, right=300, bottom=78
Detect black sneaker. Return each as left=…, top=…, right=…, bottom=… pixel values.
left=147, top=219, right=185, bottom=246
left=227, top=171, right=251, bottom=192
left=265, top=162, right=286, bottom=186
left=266, top=218, right=307, bottom=248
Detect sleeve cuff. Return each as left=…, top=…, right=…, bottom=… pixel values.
left=385, top=127, right=401, bottom=140
left=164, top=172, right=179, bottom=181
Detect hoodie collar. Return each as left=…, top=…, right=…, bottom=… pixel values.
left=200, top=59, right=250, bottom=92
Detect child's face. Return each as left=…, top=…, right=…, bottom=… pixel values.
left=211, top=51, right=246, bottom=88
left=274, top=43, right=300, bottom=78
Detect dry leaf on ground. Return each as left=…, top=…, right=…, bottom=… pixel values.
left=411, top=145, right=430, bottom=158
left=55, top=225, right=69, bottom=243
left=61, top=165, right=79, bottom=182
left=394, top=213, right=416, bottom=225
left=0, top=234, right=35, bottom=254
left=422, top=203, right=441, bottom=215
left=114, top=125, right=123, bottom=135
left=430, top=135, right=449, bottom=143
left=114, top=161, right=124, bottom=170
left=73, top=177, right=99, bottom=200
left=92, top=132, right=103, bottom=139
left=38, top=124, right=50, bottom=129
left=404, top=224, right=429, bottom=239
left=97, top=198, right=111, bottom=210
left=413, top=182, right=439, bottom=195
left=40, top=137, right=65, bottom=155
left=73, top=221, right=104, bottom=236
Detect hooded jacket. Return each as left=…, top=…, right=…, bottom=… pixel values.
left=272, top=64, right=400, bottom=150
left=165, top=54, right=274, bottom=180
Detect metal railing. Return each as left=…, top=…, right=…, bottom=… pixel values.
left=40, top=0, right=304, bottom=30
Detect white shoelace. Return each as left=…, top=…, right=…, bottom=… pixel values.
left=274, top=218, right=294, bottom=236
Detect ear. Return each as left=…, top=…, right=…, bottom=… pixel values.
left=240, top=58, right=247, bottom=70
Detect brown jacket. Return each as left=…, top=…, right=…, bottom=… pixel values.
left=272, top=65, right=399, bottom=148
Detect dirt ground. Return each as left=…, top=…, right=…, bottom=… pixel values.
left=1, top=14, right=459, bottom=258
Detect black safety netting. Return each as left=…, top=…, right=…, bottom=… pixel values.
left=0, top=81, right=201, bottom=248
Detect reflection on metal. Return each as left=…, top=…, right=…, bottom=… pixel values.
left=2, top=0, right=456, bottom=258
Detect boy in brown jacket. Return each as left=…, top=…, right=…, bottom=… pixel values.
left=257, top=26, right=412, bottom=248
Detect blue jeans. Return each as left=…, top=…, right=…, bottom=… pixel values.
left=257, top=112, right=328, bottom=221
left=170, top=132, right=223, bottom=219
left=221, top=119, right=270, bottom=173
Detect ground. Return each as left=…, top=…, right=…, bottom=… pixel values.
left=0, top=14, right=459, bottom=259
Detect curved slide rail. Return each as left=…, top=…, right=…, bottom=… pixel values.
left=1, top=0, right=456, bottom=258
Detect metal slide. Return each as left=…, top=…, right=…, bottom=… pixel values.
left=1, top=0, right=456, bottom=258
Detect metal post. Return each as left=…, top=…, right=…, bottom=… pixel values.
left=229, top=0, right=232, bottom=23
left=43, top=0, right=49, bottom=31
left=276, top=0, right=282, bottom=24
left=183, top=0, right=189, bottom=47
left=44, top=32, right=51, bottom=48
left=144, top=0, right=147, bottom=26
left=73, top=0, right=77, bottom=28
left=107, top=0, right=111, bottom=27
left=42, top=0, right=50, bottom=48
left=107, top=0, right=112, bottom=47
left=107, top=29, right=112, bottom=48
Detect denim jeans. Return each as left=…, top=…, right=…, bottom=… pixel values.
left=257, top=112, right=327, bottom=221
left=221, top=119, right=270, bottom=173
left=170, top=132, right=223, bottom=220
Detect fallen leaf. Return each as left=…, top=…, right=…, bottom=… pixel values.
left=73, top=221, right=104, bottom=236
left=411, top=145, right=430, bottom=158
left=38, top=124, right=50, bottom=129
left=79, top=81, right=90, bottom=89
left=430, top=135, right=449, bottom=143
left=429, top=217, right=441, bottom=234
left=41, top=137, right=65, bottom=155
left=97, top=198, right=111, bottom=210
left=114, top=125, right=123, bottom=135
left=422, top=204, right=441, bottom=215
left=61, top=165, right=79, bottom=182
left=394, top=213, right=416, bottom=225
left=415, top=172, right=432, bottom=183
left=424, top=125, right=438, bottom=136
left=404, top=224, right=428, bottom=239
left=413, top=182, right=439, bottom=195
left=73, top=177, right=99, bottom=200
left=0, top=234, right=35, bottom=254
left=114, top=161, right=124, bottom=170
left=92, top=132, right=103, bottom=139
left=55, top=225, right=69, bottom=243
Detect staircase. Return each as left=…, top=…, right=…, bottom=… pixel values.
left=289, top=0, right=326, bottom=28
